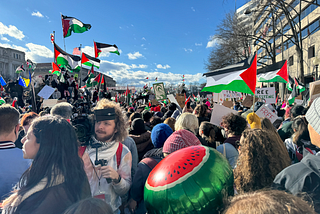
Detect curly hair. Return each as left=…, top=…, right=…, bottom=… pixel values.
left=94, top=99, right=128, bottom=142
left=221, top=113, right=247, bottom=136
left=234, top=129, right=290, bottom=193
left=224, top=190, right=316, bottom=214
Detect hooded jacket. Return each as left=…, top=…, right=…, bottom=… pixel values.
left=129, top=131, right=153, bottom=161
left=273, top=152, right=320, bottom=213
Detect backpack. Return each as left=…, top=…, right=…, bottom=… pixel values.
left=140, top=157, right=159, bottom=170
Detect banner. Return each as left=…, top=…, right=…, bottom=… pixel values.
left=255, top=87, right=276, bottom=104
left=153, top=82, right=167, bottom=101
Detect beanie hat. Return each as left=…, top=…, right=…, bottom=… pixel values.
left=247, top=112, right=261, bottom=129
left=163, top=129, right=201, bottom=154
left=154, top=111, right=163, bottom=118
left=130, top=118, right=146, bottom=135
left=306, top=97, right=320, bottom=135
left=151, top=123, right=173, bottom=148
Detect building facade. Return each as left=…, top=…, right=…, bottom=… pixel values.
left=0, top=46, right=26, bottom=80
left=252, top=0, right=320, bottom=90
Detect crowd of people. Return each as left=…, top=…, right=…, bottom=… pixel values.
left=0, top=89, right=320, bottom=214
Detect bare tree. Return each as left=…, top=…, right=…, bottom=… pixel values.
left=205, top=12, right=252, bottom=71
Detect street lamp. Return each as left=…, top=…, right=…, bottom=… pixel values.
left=313, top=56, right=320, bottom=80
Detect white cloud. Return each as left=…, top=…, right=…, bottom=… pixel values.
left=130, top=64, right=148, bottom=69
left=191, top=7, right=195, bottom=12
left=0, top=42, right=53, bottom=62
left=195, top=43, right=202, bottom=46
left=184, top=48, right=193, bottom=53
left=142, top=37, right=146, bottom=40
left=206, top=35, right=222, bottom=48
left=156, top=64, right=170, bottom=69
left=98, top=60, right=205, bottom=87
left=1, top=37, right=10, bottom=42
left=128, top=51, right=143, bottom=60
left=31, top=11, right=44, bottom=18
left=0, top=22, right=25, bottom=40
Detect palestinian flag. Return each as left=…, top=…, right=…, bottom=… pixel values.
left=50, top=62, right=61, bottom=76
left=0, top=97, right=5, bottom=105
left=86, top=73, right=97, bottom=87
left=61, top=15, right=91, bottom=38
left=54, top=43, right=81, bottom=72
left=257, top=60, right=288, bottom=83
left=287, top=75, right=294, bottom=91
left=81, top=52, right=100, bottom=68
left=26, top=59, right=36, bottom=70
left=288, top=77, right=306, bottom=105
left=91, top=73, right=104, bottom=84
left=83, top=65, right=94, bottom=82
left=15, top=65, right=25, bottom=74
left=202, top=54, right=257, bottom=95
left=94, top=42, right=119, bottom=57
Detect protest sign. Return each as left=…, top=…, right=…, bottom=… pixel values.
left=153, top=82, right=167, bottom=101
left=255, top=105, right=278, bottom=124
left=37, top=85, right=55, bottom=100
left=210, top=104, right=238, bottom=127
left=175, top=93, right=185, bottom=108
left=151, top=99, right=159, bottom=106
left=167, top=94, right=180, bottom=107
left=242, top=95, right=254, bottom=108
left=222, top=90, right=242, bottom=100
left=310, top=80, right=320, bottom=100
left=213, top=92, right=224, bottom=103
left=206, top=94, right=213, bottom=100
left=255, top=87, right=276, bottom=104
left=222, top=100, right=233, bottom=108
left=42, top=99, right=58, bottom=108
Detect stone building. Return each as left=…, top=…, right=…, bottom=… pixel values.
left=0, top=46, right=26, bottom=80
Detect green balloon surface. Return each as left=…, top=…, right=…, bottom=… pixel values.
left=144, top=145, right=234, bottom=214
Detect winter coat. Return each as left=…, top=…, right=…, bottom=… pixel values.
left=129, top=131, right=154, bottom=161
left=130, top=148, right=163, bottom=214
left=273, top=152, right=320, bottom=213
left=82, top=137, right=132, bottom=213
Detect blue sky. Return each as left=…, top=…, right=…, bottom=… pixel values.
left=0, top=0, right=247, bottom=87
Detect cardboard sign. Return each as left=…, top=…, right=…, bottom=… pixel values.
left=175, top=93, right=185, bottom=108
left=242, top=95, right=255, bottom=108
left=255, top=105, right=278, bottom=124
left=37, top=85, right=55, bottom=100
left=42, top=99, right=58, bottom=108
left=310, top=80, right=320, bottom=100
left=222, top=100, right=233, bottom=108
left=167, top=94, right=180, bottom=107
left=151, top=99, right=159, bottom=106
left=210, top=104, right=238, bottom=127
left=255, top=87, right=276, bottom=104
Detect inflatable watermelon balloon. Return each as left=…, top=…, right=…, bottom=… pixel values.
left=144, top=145, right=234, bottom=214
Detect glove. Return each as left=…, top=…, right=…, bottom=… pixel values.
left=247, top=112, right=261, bottom=129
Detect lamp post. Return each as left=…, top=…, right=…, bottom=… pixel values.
left=313, top=56, right=320, bottom=81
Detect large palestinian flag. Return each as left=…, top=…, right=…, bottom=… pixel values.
left=94, top=42, right=119, bottom=57
left=61, top=15, right=91, bottom=38
left=257, top=60, right=288, bottom=83
left=81, top=52, right=100, bottom=68
left=54, top=43, right=81, bottom=72
left=202, top=54, right=257, bottom=95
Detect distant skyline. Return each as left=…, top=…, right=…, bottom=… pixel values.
left=0, top=0, right=247, bottom=87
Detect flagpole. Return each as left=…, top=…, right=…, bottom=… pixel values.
left=79, top=44, right=82, bottom=88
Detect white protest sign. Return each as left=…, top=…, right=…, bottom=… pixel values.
left=213, top=92, right=224, bottom=103
left=295, top=99, right=304, bottom=105
left=42, top=99, right=58, bottom=108
left=37, top=85, right=55, bottom=100
left=221, top=90, right=242, bottom=100
left=255, top=87, right=276, bottom=104
left=206, top=94, right=213, bottom=100
left=255, top=105, right=278, bottom=124
left=167, top=94, right=180, bottom=107
left=210, top=104, right=238, bottom=127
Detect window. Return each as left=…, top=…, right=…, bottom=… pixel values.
left=289, top=56, right=294, bottom=66
left=308, top=46, right=315, bottom=59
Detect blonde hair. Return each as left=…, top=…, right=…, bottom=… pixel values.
left=174, top=112, right=199, bottom=134
left=94, top=99, right=128, bottom=142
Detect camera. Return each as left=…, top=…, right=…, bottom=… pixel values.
left=91, top=142, right=112, bottom=183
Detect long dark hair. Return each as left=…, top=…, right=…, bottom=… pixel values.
left=18, top=116, right=89, bottom=203
left=292, top=116, right=310, bottom=148
left=199, top=122, right=225, bottom=148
